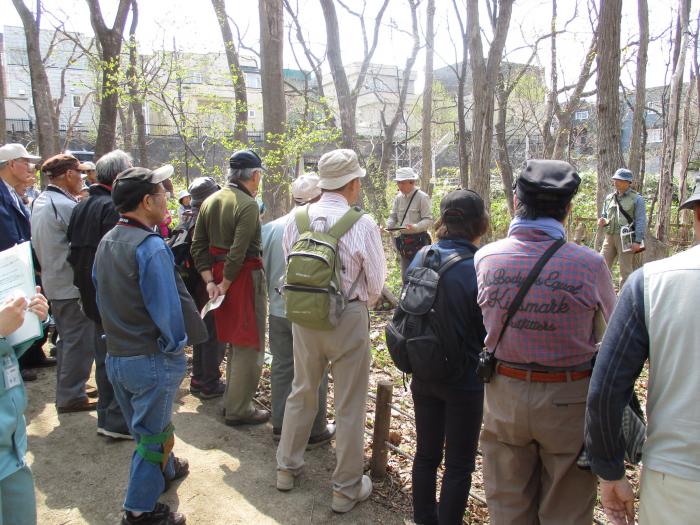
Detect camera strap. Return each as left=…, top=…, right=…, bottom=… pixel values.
left=489, top=238, right=566, bottom=356
left=398, top=189, right=419, bottom=229
left=614, top=193, right=635, bottom=230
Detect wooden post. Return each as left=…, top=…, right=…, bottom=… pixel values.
left=370, top=380, right=394, bottom=480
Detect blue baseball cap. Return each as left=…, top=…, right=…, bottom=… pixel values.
left=612, top=168, right=633, bottom=182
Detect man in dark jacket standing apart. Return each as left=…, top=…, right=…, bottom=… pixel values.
left=191, top=150, right=269, bottom=426
left=94, top=165, right=206, bottom=525
left=67, top=149, right=132, bottom=439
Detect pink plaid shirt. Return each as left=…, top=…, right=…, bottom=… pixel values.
left=474, top=229, right=616, bottom=368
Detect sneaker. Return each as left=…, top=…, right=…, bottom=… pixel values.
left=307, top=423, right=336, bottom=450
left=276, top=469, right=299, bottom=492
left=194, top=381, right=225, bottom=400
left=121, top=502, right=185, bottom=525
left=225, top=408, right=270, bottom=427
left=97, top=427, right=133, bottom=440
left=331, top=475, right=373, bottom=514
left=164, top=457, right=189, bottom=492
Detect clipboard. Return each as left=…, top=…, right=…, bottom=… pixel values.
left=0, top=242, right=43, bottom=346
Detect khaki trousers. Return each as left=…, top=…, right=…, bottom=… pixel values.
left=601, top=233, right=638, bottom=288
left=223, top=269, right=267, bottom=419
left=481, top=373, right=596, bottom=525
left=640, top=468, right=700, bottom=525
left=276, top=302, right=370, bottom=500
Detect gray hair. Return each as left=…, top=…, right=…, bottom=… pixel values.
left=227, top=166, right=258, bottom=183
left=96, top=149, right=133, bottom=185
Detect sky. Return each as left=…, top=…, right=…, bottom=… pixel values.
left=0, top=0, right=693, bottom=94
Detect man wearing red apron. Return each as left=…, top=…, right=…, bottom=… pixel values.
left=191, top=150, right=269, bottom=426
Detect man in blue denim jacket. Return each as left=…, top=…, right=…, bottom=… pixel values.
left=94, top=166, right=206, bottom=525
left=0, top=289, right=49, bottom=525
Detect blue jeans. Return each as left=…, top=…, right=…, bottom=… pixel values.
left=106, top=352, right=186, bottom=513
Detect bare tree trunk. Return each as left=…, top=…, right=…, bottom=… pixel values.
left=126, top=0, right=147, bottom=165
left=259, top=0, right=288, bottom=219
left=12, top=0, right=60, bottom=158
left=420, top=0, right=436, bottom=193
left=495, top=81, right=514, bottom=215
left=0, top=40, right=6, bottom=145
left=655, top=0, right=691, bottom=241
left=542, top=0, right=558, bottom=158
left=466, top=0, right=514, bottom=209
left=450, top=0, right=470, bottom=188
left=211, top=0, right=248, bottom=144
left=86, top=0, right=132, bottom=159
left=677, top=70, right=697, bottom=226
left=595, top=0, right=625, bottom=215
left=628, top=0, right=649, bottom=183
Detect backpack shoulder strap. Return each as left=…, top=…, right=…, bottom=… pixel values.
left=328, top=206, right=364, bottom=239
left=437, top=249, right=475, bottom=276
left=294, top=205, right=311, bottom=234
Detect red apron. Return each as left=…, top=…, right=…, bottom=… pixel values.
left=210, top=247, right=263, bottom=349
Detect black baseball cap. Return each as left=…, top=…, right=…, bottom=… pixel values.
left=229, top=149, right=266, bottom=171
left=440, top=189, right=485, bottom=223
left=112, top=165, right=173, bottom=210
left=515, top=159, right=580, bottom=209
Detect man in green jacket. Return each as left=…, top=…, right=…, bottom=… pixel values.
left=598, top=168, right=646, bottom=288
left=191, top=150, right=269, bottom=426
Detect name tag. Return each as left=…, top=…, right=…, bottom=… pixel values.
left=3, top=356, right=21, bottom=390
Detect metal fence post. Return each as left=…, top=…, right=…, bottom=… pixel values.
left=370, top=380, right=394, bottom=480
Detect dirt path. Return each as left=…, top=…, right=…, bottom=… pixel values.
left=24, top=365, right=408, bottom=525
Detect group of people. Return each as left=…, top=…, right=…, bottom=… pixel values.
left=0, top=136, right=697, bottom=525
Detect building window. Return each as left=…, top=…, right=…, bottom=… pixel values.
left=182, top=72, right=203, bottom=84
left=647, top=128, right=663, bottom=143
left=248, top=109, right=256, bottom=118
left=245, top=73, right=261, bottom=89
left=72, top=95, right=82, bottom=108
left=574, top=110, right=589, bottom=121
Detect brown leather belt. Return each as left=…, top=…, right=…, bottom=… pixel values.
left=496, top=363, right=592, bottom=383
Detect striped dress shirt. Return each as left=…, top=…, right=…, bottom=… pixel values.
left=282, top=192, right=386, bottom=306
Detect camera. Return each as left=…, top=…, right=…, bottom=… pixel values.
left=476, top=349, right=496, bottom=383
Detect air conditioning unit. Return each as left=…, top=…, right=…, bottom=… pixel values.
left=18, top=89, right=26, bottom=96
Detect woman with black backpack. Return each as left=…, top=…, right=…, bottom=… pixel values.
left=407, top=189, right=489, bottom=525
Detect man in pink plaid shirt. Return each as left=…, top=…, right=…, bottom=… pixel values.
left=474, top=160, right=616, bottom=525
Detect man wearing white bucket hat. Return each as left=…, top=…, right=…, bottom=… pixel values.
left=386, top=167, right=433, bottom=279
left=262, top=173, right=335, bottom=448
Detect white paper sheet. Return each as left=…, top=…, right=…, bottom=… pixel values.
left=0, top=242, right=42, bottom=346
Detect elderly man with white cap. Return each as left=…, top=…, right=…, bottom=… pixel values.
left=276, top=150, right=386, bottom=513
left=262, top=173, right=335, bottom=448
left=386, top=166, right=433, bottom=280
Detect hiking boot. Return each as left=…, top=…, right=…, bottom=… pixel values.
left=164, top=457, right=189, bottom=492
left=225, top=408, right=270, bottom=427
left=121, top=502, right=185, bottom=525
left=331, top=475, right=373, bottom=513
left=194, top=381, right=225, bottom=400
left=307, top=423, right=336, bottom=450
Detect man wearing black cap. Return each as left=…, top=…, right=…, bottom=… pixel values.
left=93, top=166, right=206, bottom=525
left=474, top=160, right=616, bottom=524
left=32, top=153, right=97, bottom=412
left=191, top=149, right=269, bottom=426
left=586, top=175, right=700, bottom=525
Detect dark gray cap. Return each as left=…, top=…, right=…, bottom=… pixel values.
left=188, top=176, right=219, bottom=207
left=515, top=160, right=581, bottom=209
left=680, top=174, right=700, bottom=211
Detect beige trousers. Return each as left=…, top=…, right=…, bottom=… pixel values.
left=601, top=233, right=639, bottom=288
left=276, top=301, right=370, bottom=500
left=481, top=373, right=596, bottom=525
left=223, top=269, right=267, bottom=420
left=640, top=468, right=700, bottom=525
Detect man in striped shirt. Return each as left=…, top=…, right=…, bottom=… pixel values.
left=475, top=160, right=616, bottom=524
left=276, top=149, right=386, bottom=514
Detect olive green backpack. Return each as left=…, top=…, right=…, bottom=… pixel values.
left=283, top=205, right=364, bottom=331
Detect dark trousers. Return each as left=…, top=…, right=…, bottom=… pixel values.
left=191, top=313, right=225, bottom=389
left=411, top=380, right=484, bottom=525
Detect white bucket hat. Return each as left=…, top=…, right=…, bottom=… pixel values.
left=394, top=167, right=419, bottom=181
left=317, top=149, right=366, bottom=190
left=291, top=173, right=322, bottom=204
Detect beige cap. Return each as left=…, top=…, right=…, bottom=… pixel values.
left=317, top=149, right=365, bottom=190
left=394, top=167, right=418, bottom=181
left=0, top=143, right=41, bottom=162
left=291, top=173, right=322, bottom=204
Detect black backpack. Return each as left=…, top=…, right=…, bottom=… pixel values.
left=167, top=225, right=199, bottom=295
left=385, top=245, right=475, bottom=382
